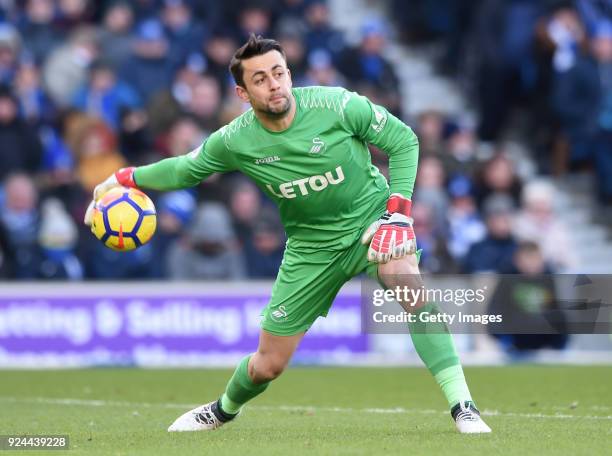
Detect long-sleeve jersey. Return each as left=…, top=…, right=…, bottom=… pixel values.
left=135, top=86, right=419, bottom=250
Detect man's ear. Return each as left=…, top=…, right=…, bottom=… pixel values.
left=235, top=85, right=250, bottom=103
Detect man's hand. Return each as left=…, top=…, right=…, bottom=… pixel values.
left=83, top=167, right=137, bottom=226
left=361, top=193, right=416, bottom=263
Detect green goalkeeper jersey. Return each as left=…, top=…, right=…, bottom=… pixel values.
left=135, top=86, right=419, bottom=250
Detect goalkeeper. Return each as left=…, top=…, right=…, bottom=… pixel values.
left=85, top=35, right=491, bottom=434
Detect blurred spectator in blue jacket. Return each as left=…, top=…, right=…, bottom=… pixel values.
left=37, top=123, right=79, bottom=212
left=37, top=197, right=83, bottom=280
left=243, top=207, right=285, bottom=278
left=150, top=189, right=196, bottom=278
left=85, top=240, right=157, bottom=279
left=549, top=7, right=600, bottom=167
left=14, top=58, right=56, bottom=128
left=303, top=0, right=344, bottom=58
left=338, top=17, right=401, bottom=116
left=99, top=1, right=135, bottom=70
left=161, top=0, right=207, bottom=70
left=591, top=22, right=612, bottom=204
left=18, top=0, right=63, bottom=65
left=120, top=18, right=175, bottom=103
left=0, top=86, right=43, bottom=182
left=0, top=173, right=41, bottom=278
left=72, top=59, right=141, bottom=131
left=473, top=0, right=544, bottom=141
left=446, top=174, right=486, bottom=262
left=203, top=29, right=238, bottom=92
left=464, top=194, right=518, bottom=273
left=0, top=23, right=21, bottom=85
left=300, top=49, right=346, bottom=87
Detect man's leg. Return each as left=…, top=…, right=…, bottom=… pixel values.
left=168, top=330, right=304, bottom=432
left=169, top=246, right=346, bottom=432
left=378, top=254, right=491, bottom=433
left=219, top=329, right=305, bottom=415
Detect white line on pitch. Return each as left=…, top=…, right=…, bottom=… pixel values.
left=1, top=397, right=611, bottom=421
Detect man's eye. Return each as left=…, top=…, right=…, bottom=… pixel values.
left=255, top=79, right=263, bottom=85
left=275, top=72, right=284, bottom=78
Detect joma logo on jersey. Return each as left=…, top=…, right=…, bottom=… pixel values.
left=266, top=166, right=345, bottom=199
left=255, top=155, right=280, bottom=165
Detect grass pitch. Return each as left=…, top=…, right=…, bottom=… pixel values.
left=1, top=366, right=611, bottom=455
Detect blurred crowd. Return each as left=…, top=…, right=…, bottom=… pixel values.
left=389, top=0, right=612, bottom=276
left=394, top=0, right=612, bottom=195
left=0, top=0, right=604, bottom=281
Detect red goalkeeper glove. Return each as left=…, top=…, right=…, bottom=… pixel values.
left=83, top=167, right=137, bottom=226
left=361, top=193, right=416, bottom=263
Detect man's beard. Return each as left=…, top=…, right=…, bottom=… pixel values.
left=258, top=95, right=292, bottom=119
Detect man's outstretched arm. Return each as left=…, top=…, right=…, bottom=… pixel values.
left=84, top=129, right=234, bottom=225
left=138, top=129, right=234, bottom=190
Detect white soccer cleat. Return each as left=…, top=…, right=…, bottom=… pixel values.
left=167, top=400, right=237, bottom=432
left=451, top=401, right=492, bottom=434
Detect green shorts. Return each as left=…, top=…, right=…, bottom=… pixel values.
left=261, top=240, right=423, bottom=336
left=261, top=237, right=378, bottom=336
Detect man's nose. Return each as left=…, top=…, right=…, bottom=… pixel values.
left=269, top=77, right=281, bottom=90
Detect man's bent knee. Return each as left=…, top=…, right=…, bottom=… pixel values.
left=249, top=353, right=289, bottom=383
left=378, top=255, right=426, bottom=311
left=379, top=255, right=422, bottom=288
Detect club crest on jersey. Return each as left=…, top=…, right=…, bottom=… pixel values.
left=270, top=305, right=288, bottom=322
left=266, top=166, right=345, bottom=199
left=309, top=137, right=326, bottom=155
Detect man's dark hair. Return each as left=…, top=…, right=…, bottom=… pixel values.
left=229, top=34, right=286, bottom=88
